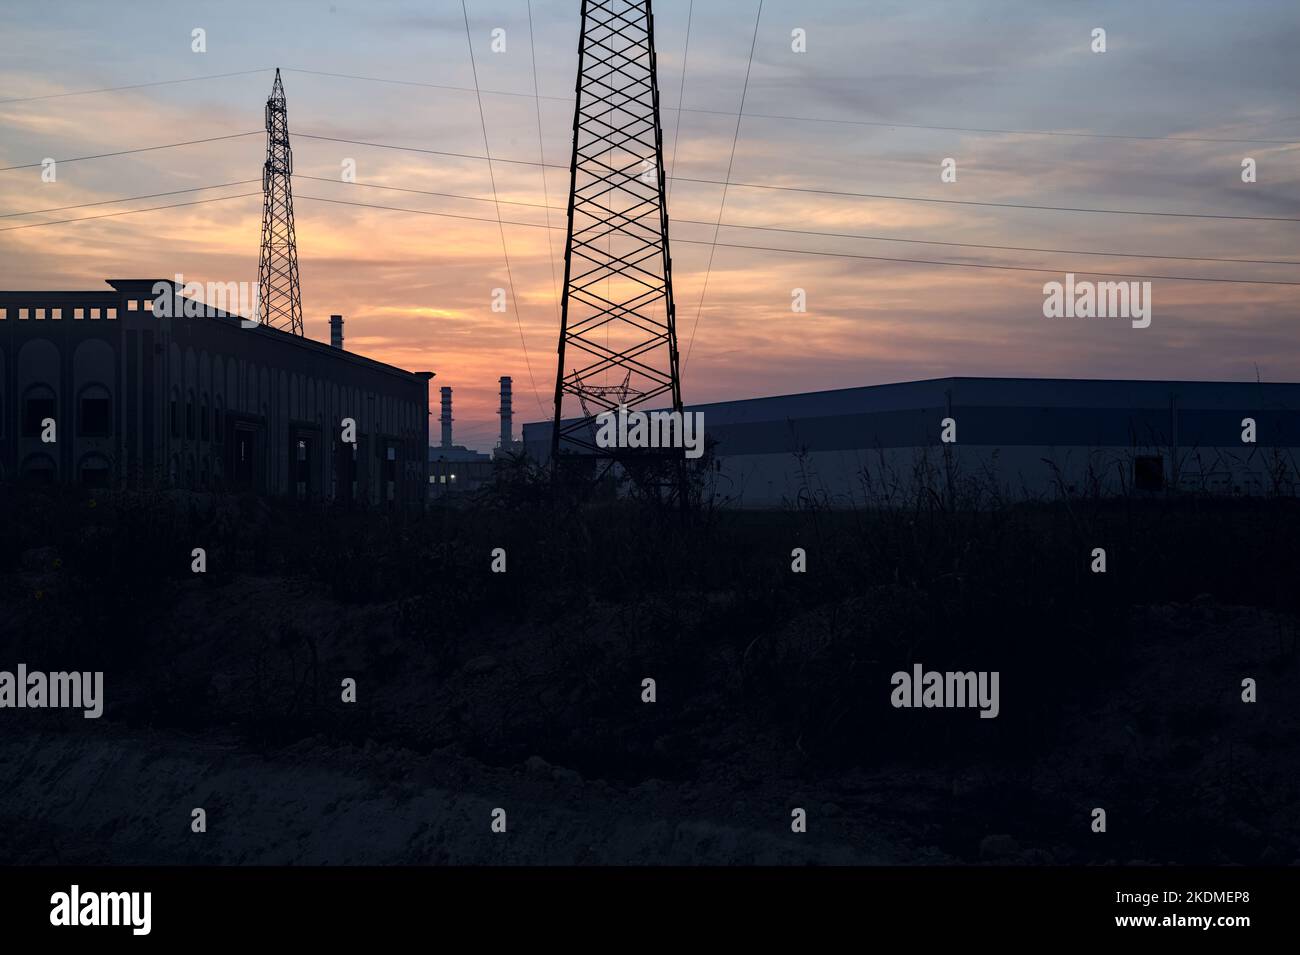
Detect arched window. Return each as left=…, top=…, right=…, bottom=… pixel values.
left=22, top=384, right=56, bottom=437
left=200, top=393, right=210, bottom=441
left=170, top=388, right=180, bottom=439
left=78, top=384, right=112, bottom=437
left=185, top=390, right=195, bottom=440
left=213, top=397, right=224, bottom=444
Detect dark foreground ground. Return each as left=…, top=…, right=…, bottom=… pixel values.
left=0, top=481, right=1297, bottom=864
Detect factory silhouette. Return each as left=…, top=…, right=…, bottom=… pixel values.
left=0, top=1, right=1297, bottom=918
left=0, top=66, right=519, bottom=504
left=3, top=10, right=1298, bottom=507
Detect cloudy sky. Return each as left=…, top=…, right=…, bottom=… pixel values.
left=2, top=0, right=1298, bottom=450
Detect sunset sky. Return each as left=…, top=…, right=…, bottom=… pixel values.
left=2, top=0, right=1298, bottom=450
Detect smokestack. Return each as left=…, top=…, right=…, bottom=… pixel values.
left=439, top=387, right=453, bottom=449
left=329, top=314, right=344, bottom=349
left=499, top=376, right=513, bottom=448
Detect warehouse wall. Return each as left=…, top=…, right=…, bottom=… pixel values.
left=524, top=377, right=1300, bottom=508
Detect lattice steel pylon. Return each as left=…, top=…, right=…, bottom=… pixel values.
left=551, top=0, right=683, bottom=460
left=256, top=68, right=303, bottom=335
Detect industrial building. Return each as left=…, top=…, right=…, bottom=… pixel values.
left=428, top=377, right=516, bottom=498
left=0, top=278, right=432, bottom=505
left=429, top=384, right=492, bottom=497
left=523, top=377, right=1300, bottom=507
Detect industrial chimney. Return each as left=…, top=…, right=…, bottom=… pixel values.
left=499, top=376, right=513, bottom=449
left=329, top=314, right=344, bottom=349
left=439, top=387, right=453, bottom=449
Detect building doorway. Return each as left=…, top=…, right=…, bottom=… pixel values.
left=233, top=424, right=257, bottom=490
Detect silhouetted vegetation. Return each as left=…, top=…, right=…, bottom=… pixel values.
left=2, top=470, right=1297, bottom=862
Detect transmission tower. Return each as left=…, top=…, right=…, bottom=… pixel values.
left=551, top=0, right=683, bottom=461
left=256, top=68, right=303, bottom=335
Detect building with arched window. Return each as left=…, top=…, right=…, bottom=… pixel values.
left=0, top=278, right=433, bottom=505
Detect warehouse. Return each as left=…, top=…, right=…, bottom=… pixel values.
left=0, top=278, right=432, bottom=505
left=523, top=377, right=1300, bottom=507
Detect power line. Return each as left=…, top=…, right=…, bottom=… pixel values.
left=461, top=0, right=545, bottom=415
left=7, top=124, right=1291, bottom=224
left=6, top=62, right=1288, bottom=145
left=682, top=108, right=1300, bottom=146
left=684, top=0, right=763, bottom=370
left=295, top=173, right=556, bottom=210
left=676, top=238, right=1300, bottom=286
left=5, top=184, right=1295, bottom=289
left=0, top=191, right=261, bottom=232
left=295, top=132, right=561, bottom=168
left=0, top=180, right=260, bottom=219
left=298, top=193, right=551, bottom=225
left=668, top=175, right=1300, bottom=223
left=665, top=0, right=694, bottom=202
left=299, top=174, right=1300, bottom=266
left=526, top=0, right=562, bottom=329
left=680, top=219, right=1300, bottom=267
left=283, top=65, right=1297, bottom=146
left=0, top=132, right=262, bottom=172
left=0, top=68, right=272, bottom=105
left=288, top=193, right=1300, bottom=286
left=282, top=66, right=557, bottom=104
left=8, top=174, right=1296, bottom=270
left=290, top=132, right=1300, bottom=223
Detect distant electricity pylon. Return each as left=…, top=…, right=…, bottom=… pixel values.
left=256, top=68, right=303, bottom=335
left=551, top=0, right=683, bottom=461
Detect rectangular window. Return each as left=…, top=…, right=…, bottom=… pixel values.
left=74, top=308, right=85, bottom=320
left=19, top=308, right=29, bottom=320
left=51, top=308, right=62, bottom=320
left=90, top=308, right=101, bottom=320
left=34, top=308, right=45, bottom=320
left=127, top=299, right=139, bottom=311
left=80, top=397, right=111, bottom=436
left=23, top=398, right=55, bottom=437
left=106, top=308, right=118, bottom=320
